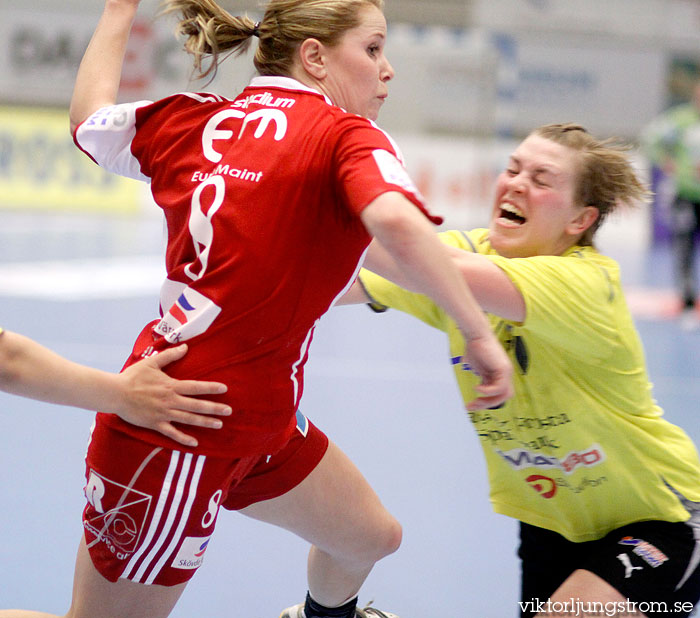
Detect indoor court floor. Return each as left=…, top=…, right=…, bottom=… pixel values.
left=1, top=211, right=699, bottom=617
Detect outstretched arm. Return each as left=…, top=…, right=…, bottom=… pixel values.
left=70, top=0, right=141, bottom=132
left=344, top=236, right=525, bottom=322
left=0, top=330, right=231, bottom=447
left=360, top=192, right=514, bottom=409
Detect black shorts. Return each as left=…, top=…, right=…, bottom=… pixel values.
left=518, top=519, right=700, bottom=618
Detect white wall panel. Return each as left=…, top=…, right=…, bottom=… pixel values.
left=508, top=33, right=667, bottom=137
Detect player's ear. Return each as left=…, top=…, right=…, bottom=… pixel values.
left=298, top=38, right=327, bottom=79
left=567, top=205, right=599, bottom=235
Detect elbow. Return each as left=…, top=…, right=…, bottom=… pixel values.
left=0, top=342, right=22, bottom=391
left=69, top=109, right=85, bottom=137
left=69, top=100, right=111, bottom=138
left=0, top=365, right=19, bottom=391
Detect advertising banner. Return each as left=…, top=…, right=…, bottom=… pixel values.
left=0, top=106, right=140, bottom=213
left=0, top=5, right=253, bottom=108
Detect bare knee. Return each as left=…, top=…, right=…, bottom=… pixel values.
left=343, top=512, right=402, bottom=565
left=379, top=515, right=402, bottom=559
left=242, top=441, right=403, bottom=565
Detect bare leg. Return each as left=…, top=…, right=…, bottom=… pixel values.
left=534, top=569, right=646, bottom=618
left=240, top=440, right=402, bottom=607
left=671, top=198, right=698, bottom=308
left=0, top=536, right=188, bottom=618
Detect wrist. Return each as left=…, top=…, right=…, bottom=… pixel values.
left=458, top=310, right=492, bottom=341
left=91, top=370, right=126, bottom=415
left=461, top=329, right=488, bottom=343
left=104, top=0, right=139, bottom=18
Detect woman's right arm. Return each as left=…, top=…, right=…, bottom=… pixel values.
left=70, top=0, right=141, bottom=133
left=360, top=192, right=514, bottom=410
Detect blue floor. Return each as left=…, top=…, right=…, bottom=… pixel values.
left=0, top=212, right=698, bottom=617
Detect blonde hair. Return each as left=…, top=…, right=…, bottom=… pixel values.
left=160, top=0, right=384, bottom=80
left=532, top=123, right=651, bottom=246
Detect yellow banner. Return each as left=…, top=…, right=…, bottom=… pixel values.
left=0, top=106, right=140, bottom=213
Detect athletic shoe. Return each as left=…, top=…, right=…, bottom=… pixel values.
left=278, top=602, right=399, bottom=618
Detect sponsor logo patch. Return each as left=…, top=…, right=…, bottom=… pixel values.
left=372, top=149, right=421, bottom=196
left=172, top=536, right=212, bottom=570
left=83, top=469, right=152, bottom=560
left=497, top=444, right=606, bottom=475
left=618, top=537, right=669, bottom=568
left=155, top=287, right=221, bottom=343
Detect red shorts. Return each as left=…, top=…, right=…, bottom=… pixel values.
left=82, top=410, right=328, bottom=586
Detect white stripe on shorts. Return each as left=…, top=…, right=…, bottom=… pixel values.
left=144, top=454, right=206, bottom=584
left=118, top=450, right=207, bottom=584
left=121, top=450, right=181, bottom=580
left=131, top=452, right=194, bottom=583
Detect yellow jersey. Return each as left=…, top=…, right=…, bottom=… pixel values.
left=360, top=228, right=700, bottom=542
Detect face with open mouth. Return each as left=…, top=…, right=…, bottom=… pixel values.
left=488, top=134, right=594, bottom=258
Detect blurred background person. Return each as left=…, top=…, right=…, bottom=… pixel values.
left=641, top=75, right=700, bottom=329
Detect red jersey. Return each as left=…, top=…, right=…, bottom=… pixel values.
left=74, top=76, right=439, bottom=456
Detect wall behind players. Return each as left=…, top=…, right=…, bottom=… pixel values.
left=3, top=0, right=700, bottom=138
left=0, top=0, right=680, bottom=241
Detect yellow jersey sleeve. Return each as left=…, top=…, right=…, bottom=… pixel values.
left=358, top=230, right=479, bottom=332
left=487, top=248, right=623, bottom=363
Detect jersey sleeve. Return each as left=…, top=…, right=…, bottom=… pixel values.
left=359, top=269, right=448, bottom=330
left=73, top=101, right=153, bottom=181
left=357, top=231, right=470, bottom=330
left=72, top=93, right=221, bottom=182
left=333, top=117, right=442, bottom=225
left=488, top=252, right=622, bottom=361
